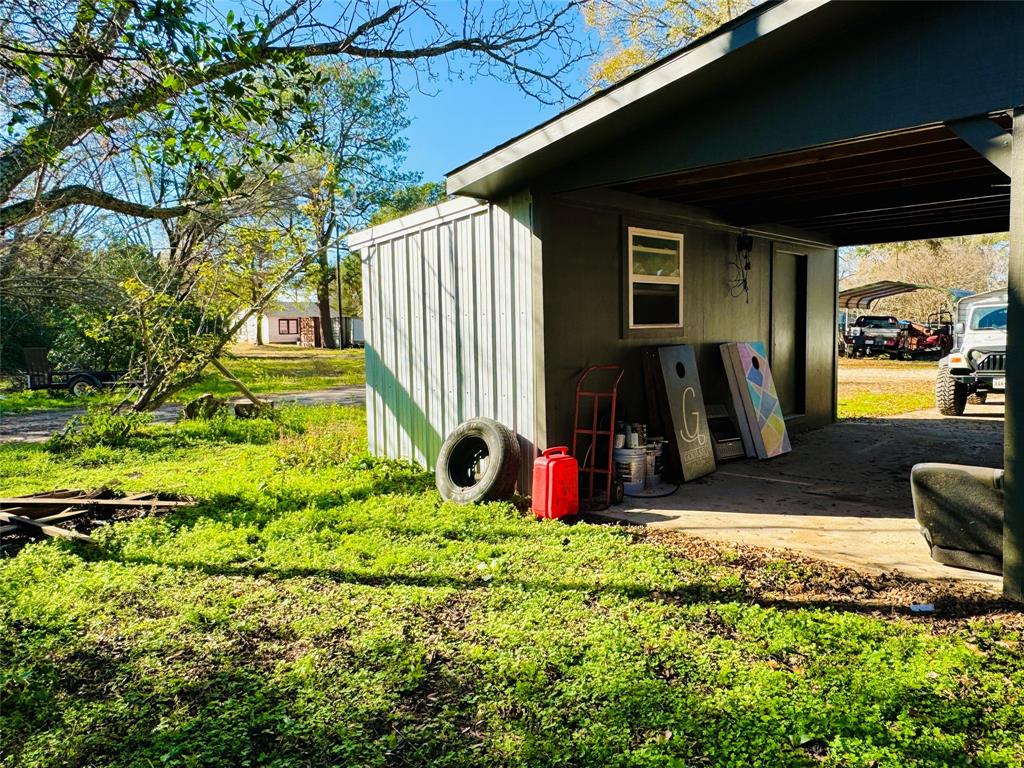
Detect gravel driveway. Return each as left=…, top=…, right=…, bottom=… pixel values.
left=0, top=386, right=366, bottom=443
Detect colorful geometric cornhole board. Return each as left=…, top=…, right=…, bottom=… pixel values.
left=720, top=341, right=791, bottom=459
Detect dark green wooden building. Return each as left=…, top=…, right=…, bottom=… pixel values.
left=350, top=0, right=1024, bottom=599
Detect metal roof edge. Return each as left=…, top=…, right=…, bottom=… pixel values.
left=347, top=196, right=486, bottom=249
left=446, top=0, right=829, bottom=197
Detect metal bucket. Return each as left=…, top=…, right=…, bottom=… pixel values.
left=613, top=447, right=646, bottom=495
left=645, top=442, right=664, bottom=487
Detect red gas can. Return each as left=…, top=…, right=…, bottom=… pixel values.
left=532, top=447, right=579, bottom=519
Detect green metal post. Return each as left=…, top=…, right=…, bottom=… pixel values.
left=1004, top=106, right=1024, bottom=602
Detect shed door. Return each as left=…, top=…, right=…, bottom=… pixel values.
left=770, top=247, right=808, bottom=417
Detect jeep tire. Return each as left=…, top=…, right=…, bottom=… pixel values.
left=936, top=366, right=968, bottom=416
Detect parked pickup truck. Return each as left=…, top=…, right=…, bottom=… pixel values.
left=935, top=288, right=1007, bottom=416
left=846, top=315, right=901, bottom=357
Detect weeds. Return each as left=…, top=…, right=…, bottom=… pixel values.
left=45, top=409, right=151, bottom=454
left=1, top=406, right=1022, bottom=768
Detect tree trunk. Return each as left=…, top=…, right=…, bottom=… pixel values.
left=255, top=313, right=264, bottom=345
left=316, top=245, right=337, bottom=349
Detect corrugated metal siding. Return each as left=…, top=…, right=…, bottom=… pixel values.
left=358, top=192, right=538, bottom=488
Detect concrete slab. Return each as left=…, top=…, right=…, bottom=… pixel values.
left=599, top=397, right=1005, bottom=590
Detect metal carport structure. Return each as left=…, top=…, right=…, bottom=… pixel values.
left=446, top=0, right=1024, bottom=599
left=837, top=281, right=934, bottom=311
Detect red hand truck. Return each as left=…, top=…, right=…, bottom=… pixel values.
left=571, top=365, right=624, bottom=511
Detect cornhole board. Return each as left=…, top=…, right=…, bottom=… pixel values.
left=720, top=351, right=756, bottom=458
left=653, top=345, right=716, bottom=481
left=720, top=341, right=792, bottom=459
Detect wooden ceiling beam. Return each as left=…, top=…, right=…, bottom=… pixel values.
left=670, top=153, right=989, bottom=204
left=778, top=196, right=1008, bottom=228
left=700, top=172, right=1004, bottom=219
left=618, top=125, right=956, bottom=194
left=623, top=140, right=973, bottom=198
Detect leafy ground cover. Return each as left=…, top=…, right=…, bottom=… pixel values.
left=0, top=344, right=364, bottom=415
left=1, top=405, right=1021, bottom=768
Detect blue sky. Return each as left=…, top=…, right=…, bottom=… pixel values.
left=394, top=4, right=595, bottom=183
left=398, top=76, right=571, bottom=183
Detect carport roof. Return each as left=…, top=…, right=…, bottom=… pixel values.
left=838, top=281, right=942, bottom=310
left=447, top=0, right=1021, bottom=246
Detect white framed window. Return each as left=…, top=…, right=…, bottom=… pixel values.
left=627, top=227, right=684, bottom=329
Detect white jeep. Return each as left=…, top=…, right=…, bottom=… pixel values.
left=935, top=288, right=1007, bottom=416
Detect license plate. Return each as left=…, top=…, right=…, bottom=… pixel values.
left=864, top=339, right=873, bottom=345
left=993, top=377, right=1006, bottom=389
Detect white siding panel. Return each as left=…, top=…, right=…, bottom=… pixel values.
left=379, top=240, right=398, bottom=456
left=492, top=204, right=514, bottom=431
left=392, top=235, right=412, bottom=460
left=474, top=211, right=495, bottom=418
left=439, top=222, right=460, bottom=440
left=355, top=193, right=539, bottom=489
left=369, top=241, right=384, bottom=454
left=510, top=193, right=536, bottom=487
left=455, top=217, right=476, bottom=422
left=423, top=228, right=444, bottom=464
left=407, top=231, right=427, bottom=466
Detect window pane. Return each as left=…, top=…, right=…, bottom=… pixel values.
left=632, top=234, right=680, bottom=277
left=633, top=283, right=680, bottom=326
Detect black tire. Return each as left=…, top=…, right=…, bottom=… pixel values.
left=935, top=366, right=967, bottom=416
left=69, top=375, right=100, bottom=397
left=967, top=392, right=988, bottom=405
left=435, top=418, right=520, bottom=504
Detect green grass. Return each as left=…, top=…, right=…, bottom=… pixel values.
left=176, top=345, right=365, bottom=401
left=837, top=358, right=937, bottom=419
left=1, top=407, right=1022, bottom=767
left=0, top=388, right=95, bottom=415
left=0, top=345, right=364, bottom=415
left=838, top=389, right=935, bottom=419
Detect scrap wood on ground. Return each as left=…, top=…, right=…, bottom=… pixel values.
left=0, top=488, right=192, bottom=552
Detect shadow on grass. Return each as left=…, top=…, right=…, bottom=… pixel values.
left=3, top=582, right=1016, bottom=768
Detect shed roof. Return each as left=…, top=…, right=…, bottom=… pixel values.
left=447, top=0, right=819, bottom=198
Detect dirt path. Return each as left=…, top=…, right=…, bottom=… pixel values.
left=838, top=359, right=937, bottom=385
left=0, top=386, right=366, bottom=443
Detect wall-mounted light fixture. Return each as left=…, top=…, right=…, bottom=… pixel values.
left=729, top=233, right=755, bottom=302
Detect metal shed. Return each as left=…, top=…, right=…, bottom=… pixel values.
left=348, top=193, right=542, bottom=489
left=350, top=0, right=1024, bottom=600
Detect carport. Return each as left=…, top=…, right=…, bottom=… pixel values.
left=355, top=1, right=1024, bottom=599
left=448, top=0, right=1024, bottom=599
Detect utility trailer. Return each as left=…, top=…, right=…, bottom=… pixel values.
left=23, top=348, right=128, bottom=397
left=897, top=310, right=953, bottom=360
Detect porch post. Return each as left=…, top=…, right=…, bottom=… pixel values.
left=1005, top=106, right=1024, bottom=601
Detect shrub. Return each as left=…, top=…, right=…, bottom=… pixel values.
left=45, top=410, right=151, bottom=454
left=173, top=413, right=283, bottom=445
